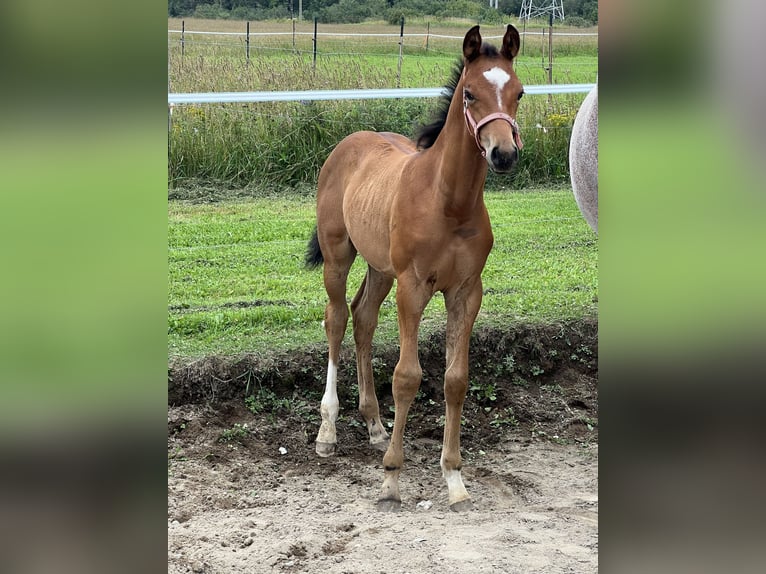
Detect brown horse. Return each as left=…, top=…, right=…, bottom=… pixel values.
left=305, top=25, right=524, bottom=512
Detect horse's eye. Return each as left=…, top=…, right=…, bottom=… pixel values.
left=517, top=91, right=524, bottom=101
left=464, top=90, right=475, bottom=102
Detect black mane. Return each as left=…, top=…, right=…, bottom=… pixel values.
left=415, top=43, right=500, bottom=150
left=415, top=59, right=463, bottom=150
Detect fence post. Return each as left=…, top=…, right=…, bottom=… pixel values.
left=396, top=17, right=404, bottom=88
left=246, top=21, right=250, bottom=65
left=181, top=20, right=185, bottom=61
left=547, top=13, right=553, bottom=84
left=313, top=17, right=318, bottom=71
left=521, top=18, right=526, bottom=55
left=292, top=18, right=296, bottom=53
left=425, top=22, right=430, bottom=52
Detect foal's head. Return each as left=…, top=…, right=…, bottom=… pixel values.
left=461, top=25, right=524, bottom=173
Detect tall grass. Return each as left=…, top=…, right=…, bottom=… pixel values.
left=168, top=19, right=597, bottom=190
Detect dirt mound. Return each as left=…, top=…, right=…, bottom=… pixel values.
left=168, top=319, right=597, bottom=573
left=169, top=320, right=597, bottom=428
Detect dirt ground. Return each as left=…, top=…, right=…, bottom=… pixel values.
left=168, top=321, right=598, bottom=573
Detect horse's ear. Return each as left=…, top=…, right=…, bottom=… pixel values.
left=463, top=25, right=482, bottom=62
left=501, top=24, right=521, bottom=60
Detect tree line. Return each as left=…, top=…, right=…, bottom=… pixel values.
left=168, top=0, right=598, bottom=26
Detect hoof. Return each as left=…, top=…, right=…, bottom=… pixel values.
left=376, top=498, right=402, bottom=513
left=370, top=438, right=390, bottom=452
left=449, top=498, right=474, bottom=513
left=315, top=441, right=336, bottom=457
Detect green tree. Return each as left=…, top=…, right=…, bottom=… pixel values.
left=167, top=0, right=597, bottom=23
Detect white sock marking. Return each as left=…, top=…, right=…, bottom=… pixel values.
left=483, top=67, right=511, bottom=108
left=321, top=359, right=339, bottom=421
left=443, top=469, right=469, bottom=504
left=317, top=359, right=339, bottom=446
left=441, top=454, right=470, bottom=504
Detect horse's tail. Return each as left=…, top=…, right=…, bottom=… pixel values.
left=305, top=226, right=324, bottom=269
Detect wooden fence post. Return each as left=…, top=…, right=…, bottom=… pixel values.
left=246, top=21, right=250, bottom=65
left=396, top=17, right=404, bottom=88
left=547, top=13, right=553, bottom=84
left=521, top=18, right=526, bottom=55
left=313, top=18, right=318, bottom=71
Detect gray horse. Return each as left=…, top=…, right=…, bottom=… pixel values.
left=569, top=86, right=598, bottom=233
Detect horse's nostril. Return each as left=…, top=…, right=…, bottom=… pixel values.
left=490, top=147, right=517, bottom=171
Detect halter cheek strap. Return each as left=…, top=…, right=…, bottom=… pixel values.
left=463, top=95, right=524, bottom=158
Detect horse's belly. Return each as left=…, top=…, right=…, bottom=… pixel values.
left=334, top=131, right=414, bottom=276
left=343, top=181, right=396, bottom=276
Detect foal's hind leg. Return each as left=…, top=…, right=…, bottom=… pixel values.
left=315, top=235, right=356, bottom=457
left=351, top=266, right=394, bottom=451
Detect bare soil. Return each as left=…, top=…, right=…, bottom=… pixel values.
left=168, top=320, right=598, bottom=573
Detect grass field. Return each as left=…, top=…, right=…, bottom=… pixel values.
left=167, top=20, right=598, bottom=362
left=167, top=18, right=597, bottom=189
left=168, top=186, right=597, bottom=359
left=168, top=18, right=598, bottom=92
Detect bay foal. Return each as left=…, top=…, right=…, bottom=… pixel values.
left=306, top=25, right=524, bottom=511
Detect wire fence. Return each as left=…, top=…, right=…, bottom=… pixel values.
left=167, top=29, right=598, bottom=38
left=167, top=20, right=597, bottom=188
left=168, top=19, right=597, bottom=67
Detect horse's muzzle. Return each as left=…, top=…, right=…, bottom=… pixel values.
left=488, top=146, right=518, bottom=173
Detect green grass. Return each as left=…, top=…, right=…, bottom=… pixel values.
left=168, top=48, right=596, bottom=92
left=167, top=19, right=597, bottom=189
left=168, top=186, right=597, bottom=358
left=167, top=18, right=597, bottom=91
left=167, top=90, right=587, bottom=188
left=167, top=18, right=598, bottom=62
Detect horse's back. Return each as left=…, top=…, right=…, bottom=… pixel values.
left=569, top=86, right=598, bottom=233
left=322, top=131, right=415, bottom=171
left=318, top=130, right=416, bottom=200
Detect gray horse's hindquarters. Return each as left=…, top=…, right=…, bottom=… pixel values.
left=569, top=86, right=598, bottom=233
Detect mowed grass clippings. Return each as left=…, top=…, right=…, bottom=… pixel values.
left=168, top=187, right=597, bottom=359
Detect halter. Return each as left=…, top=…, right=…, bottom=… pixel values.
left=462, top=90, right=524, bottom=158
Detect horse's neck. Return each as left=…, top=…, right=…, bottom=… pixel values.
left=428, top=91, right=489, bottom=218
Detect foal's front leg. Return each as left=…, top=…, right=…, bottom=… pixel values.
left=378, top=277, right=431, bottom=511
left=441, top=280, right=483, bottom=511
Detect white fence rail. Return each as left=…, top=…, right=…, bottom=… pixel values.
left=168, top=83, right=596, bottom=105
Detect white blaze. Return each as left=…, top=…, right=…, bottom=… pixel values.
left=483, top=67, right=511, bottom=108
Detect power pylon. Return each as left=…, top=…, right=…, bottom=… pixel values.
left=519, top=0, right=565, bottom=21
left=518, top=1, right=565, bottom=82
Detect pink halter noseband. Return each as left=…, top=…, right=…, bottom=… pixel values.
left=462, top=90, right=524, bottom=158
